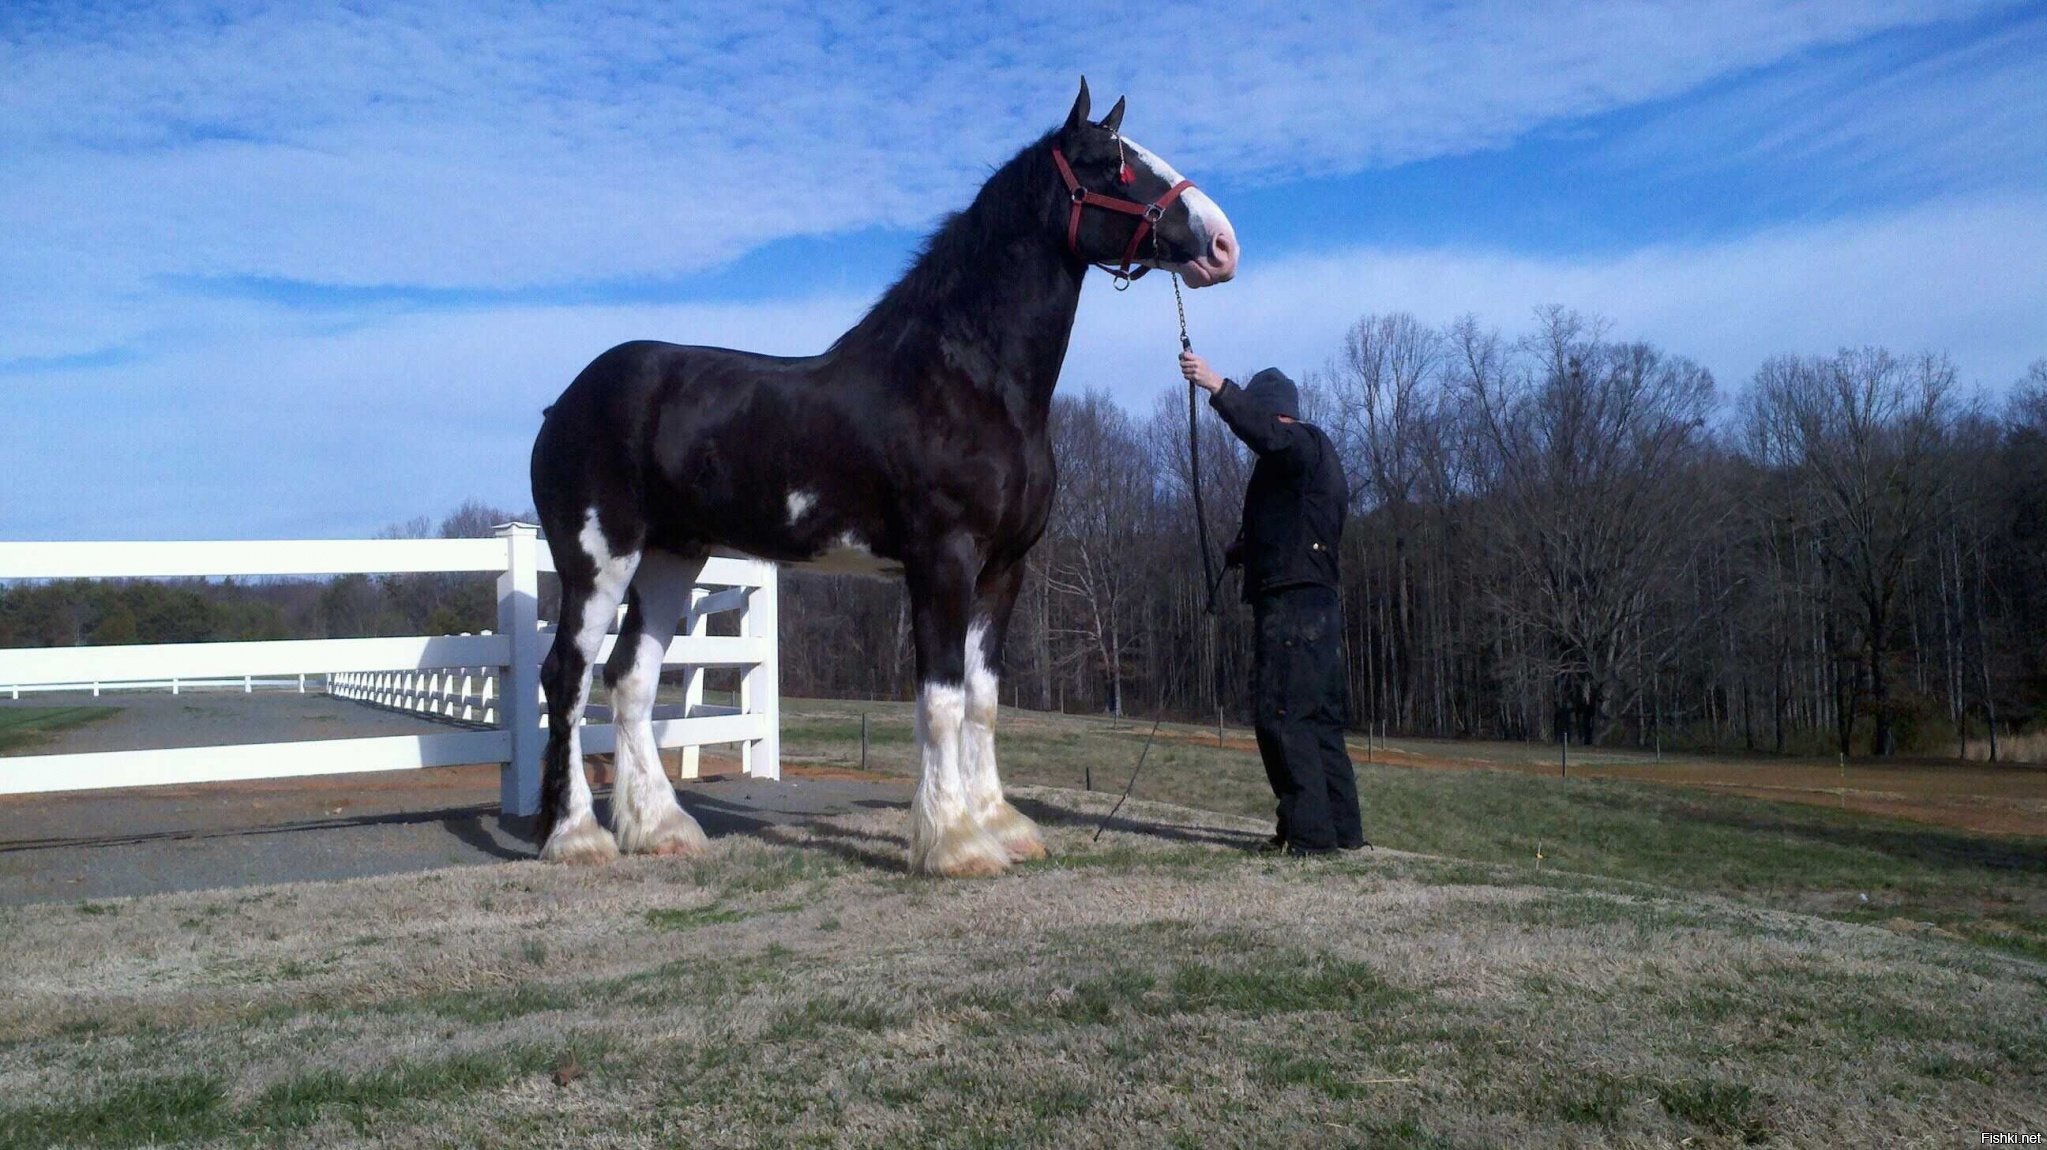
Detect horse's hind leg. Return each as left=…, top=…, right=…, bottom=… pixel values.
left=605, top=549, right=709, bottom=856
left=537, top=517, right=640, bottom=864
left=960, top=561, right=1045, bottom=861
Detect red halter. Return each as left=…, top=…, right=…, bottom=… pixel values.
left=1051, top=145, right=1195, bottom=284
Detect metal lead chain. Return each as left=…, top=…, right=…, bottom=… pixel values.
left=1170, top=267, right=1190, bottom=352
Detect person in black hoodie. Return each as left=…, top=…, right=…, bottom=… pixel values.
left=1181, top=351, right=1365, bottom=857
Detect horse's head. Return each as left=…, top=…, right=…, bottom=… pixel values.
left=1054, top=79, right=1238, bottom=288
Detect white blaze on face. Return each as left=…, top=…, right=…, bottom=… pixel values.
left=786, top=490, right=816, bottom=524
left=1125, top=136, right=1235, bottom=278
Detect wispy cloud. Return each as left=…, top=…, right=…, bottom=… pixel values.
left=0, top=2, right=2003, bottom=358
left=1063, top=191, right=2047, bottom=405
left=0, top=292, right=874, bottom=539
left=5, top=190, right=2039, bottom=540
left=2, top=2, right=2039, bottom=539
left=1603, top=9, right=2047, bottom=210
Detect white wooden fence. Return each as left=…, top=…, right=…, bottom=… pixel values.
left=0, top=525, right=780, bottom=814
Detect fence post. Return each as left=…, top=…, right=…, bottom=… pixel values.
left=679, top=585, right=708, bottom=780
left=497, top=523, right=543, bottom=817
left=741, top=561, right=780, bottom=780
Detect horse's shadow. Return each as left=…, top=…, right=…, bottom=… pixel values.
left=660, top=790, right=1265, bottom=877
left=1007, top=794, right=1265, bottom=851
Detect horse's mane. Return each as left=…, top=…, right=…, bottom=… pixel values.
left=831, top=130, right=1064, bottom=354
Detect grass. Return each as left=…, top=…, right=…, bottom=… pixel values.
left=645, top=902, right=747, bottom=930
left=1965, top=727, right=2047, bottom=763
left=0, top=702, right=2041, bottom=1145
left=0, top=704, right=117, bottom=753
left=777, top=699, right=2047, bottom=960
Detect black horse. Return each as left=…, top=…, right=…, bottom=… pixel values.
left=529, top=80, right=1237, bottom=876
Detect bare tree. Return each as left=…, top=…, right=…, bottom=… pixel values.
left=1330, top=313, right=1449, bottom=730
left=1042, top=390, right=1155, bottom=715
left=1462, top=307, right=1718, bottom=744
left=1741, top=348, right=1959, bottom=755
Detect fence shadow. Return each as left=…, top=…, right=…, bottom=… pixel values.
left=0, top=802, right=532, bottom=862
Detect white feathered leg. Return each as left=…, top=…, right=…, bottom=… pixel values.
left=960, top=617, right=1044, bottom=861
left=539, top=511, right=637, bottom=864
left=608, top=551, right=710, bottom=856
left=908, top=680, right=1011, bottom=877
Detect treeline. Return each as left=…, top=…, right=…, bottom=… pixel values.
left=0, top=501, right=516, bottom=649
left=784, top=308, right=2047, bottom=759
left=10, top=319, right=2042, bottom=759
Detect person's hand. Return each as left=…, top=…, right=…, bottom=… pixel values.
left=1180, top=350, right=1223, bottom=394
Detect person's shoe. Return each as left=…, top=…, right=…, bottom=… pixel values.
left=1338, top=839, right=1372, bottom=852
left=1282, top=844, right=1337, bottom=859
left=1254, top=834, right=1288, bottom=855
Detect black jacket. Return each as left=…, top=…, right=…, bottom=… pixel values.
left=1211, top=380, right=1346, bottom=602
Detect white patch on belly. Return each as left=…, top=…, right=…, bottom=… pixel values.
left=785, top=490, right=816, bottom=523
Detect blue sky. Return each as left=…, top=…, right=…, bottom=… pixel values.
left=2, top=1, right=2043, bottom=540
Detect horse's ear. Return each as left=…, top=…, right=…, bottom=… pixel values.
left=1099, top=96, right=1126, bottom=133
left=1064, top=77, right=1091, bottom=135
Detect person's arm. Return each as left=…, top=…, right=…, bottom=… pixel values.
left=1180, top=351, right=1306, bottom=459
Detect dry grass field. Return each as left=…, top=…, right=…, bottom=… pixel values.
left=0, top=699, right=2041, bottom=1147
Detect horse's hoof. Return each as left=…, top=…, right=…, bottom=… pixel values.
left=615, top=808, right=709, bottom=857
left=644, top=838, right=707, bottom=858
left=930, top=850, right=1010, bottom=879
left=540, top=817, right=620, bottom=865
left=1002, top=836, right=1050, bottom=862
left=981, top=802, right=1047, bottom=862
left=911, top=821, right=1012, bottom=878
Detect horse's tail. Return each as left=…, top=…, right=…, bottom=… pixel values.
left=534, top=643, right=570, bottom=845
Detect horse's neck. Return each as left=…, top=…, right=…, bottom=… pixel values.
left=942, top=245, right=1084, bottom=415
left=838, top=202, right=1084, bottom=428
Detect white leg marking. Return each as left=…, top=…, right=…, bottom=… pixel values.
left=609, top=552, right=709, bottom=856
left=540, top=509, right=639, bottom=864
left=908, top=680, right=1009, bottom=877
left=960, top=617, right=1044, bottom=861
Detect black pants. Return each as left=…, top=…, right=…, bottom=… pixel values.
left=1252, top=585, right=1363, bottom=851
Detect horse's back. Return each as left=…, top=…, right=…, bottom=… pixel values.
left=533, top=338, right=860, bottom=560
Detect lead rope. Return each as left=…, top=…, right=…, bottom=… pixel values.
left=1174, top=268, right=1231, bottom=759
left=1167, top=261, right=1221, bottom=612
left=1095, top=249, right=1231, bottom=844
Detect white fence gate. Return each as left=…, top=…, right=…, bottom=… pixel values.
left=0, top=524, right=780, bottom=814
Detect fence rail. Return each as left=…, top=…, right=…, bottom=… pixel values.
left=7, top=675, right=313, bottom=698
left=0, top=527, right=779, bottom=810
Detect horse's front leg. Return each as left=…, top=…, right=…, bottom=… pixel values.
left=961, top=561, right=1045, bottom=861
left=906, top=539, right=1012, bottom=878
